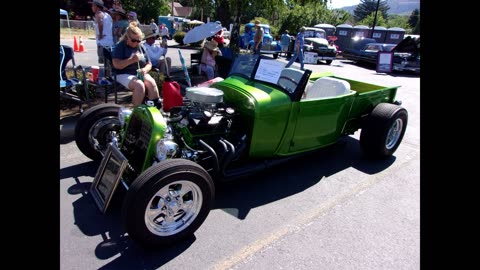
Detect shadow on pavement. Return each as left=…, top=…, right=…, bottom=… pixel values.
left=65, top=135, right=395, bottom=268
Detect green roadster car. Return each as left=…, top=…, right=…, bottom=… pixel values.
left=74, top=54, right=408, bottom=248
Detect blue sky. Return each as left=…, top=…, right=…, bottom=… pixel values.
left=329, top=0, right=361, bottom=9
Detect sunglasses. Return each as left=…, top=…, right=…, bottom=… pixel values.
left=129, top=37, right=141, bottom=43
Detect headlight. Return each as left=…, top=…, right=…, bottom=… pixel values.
left=118, top=108, right=132, bottom=127
left=156, top=139, right=179, bottom=161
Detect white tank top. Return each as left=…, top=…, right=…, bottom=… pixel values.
left=94, top=11, right=114, bottom=47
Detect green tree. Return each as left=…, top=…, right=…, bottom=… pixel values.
left=357, top=11, right=387, bottom=27
left=408, top=8, right=419, bottom=29
left=412, top=17, right=420, bottom=35
left=353, top=0, right=389, bottom=23
left=387, top=14, right=409, bottom=30
left=121, top=0, right=165, bottom=24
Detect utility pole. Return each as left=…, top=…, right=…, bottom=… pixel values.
left=370, top=0, right=381, bottom=38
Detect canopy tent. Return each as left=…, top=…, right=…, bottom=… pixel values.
left=60, top=9, right=71, bottom=36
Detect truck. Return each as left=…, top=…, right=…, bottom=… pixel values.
left=74, top=54, right=408, bottom=249
left=239, top=22, right=281, bottom=58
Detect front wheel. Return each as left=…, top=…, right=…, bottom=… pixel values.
left=74, top=103, right=123, bottom=161
left=273, top=53, right=279, bottom=59
left=360, top=103, right=408, bottom=159
left=122, top=159, right=215, bottom=248
left=325, top=60, right=333, bottom=65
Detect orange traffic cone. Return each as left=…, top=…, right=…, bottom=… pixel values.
left=78, top=36, right=86, bottom=52
left=73, top=36, right=79, bottom=52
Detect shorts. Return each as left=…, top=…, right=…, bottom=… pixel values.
left=115, top=74, right=137, bottom=89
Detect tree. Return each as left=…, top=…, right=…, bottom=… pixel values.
left=121, top=0, right=164, bottom=24
left=358, top=11, right=387, bottom=28
left=408, top=8, right=419, bottom=29
left=412, top=17, right=420, bottom=35
left=387, top=14, right=409, bottom=30
left=353, top=0, right=389, bottom=23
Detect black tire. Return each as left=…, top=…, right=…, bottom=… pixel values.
left=74, top=103, right=123, bottom=161
left=122, top=159, right=215, bottom=248
left=325, top=60, right=333, bottom=65
left=273, top=53, right=279, bottom=59
left=360, top=103, right=408, bottom=159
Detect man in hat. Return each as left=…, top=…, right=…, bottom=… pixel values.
left=150, top=19, right=159, bottom=34
left=143, top=30, right=172, bottom=76
left=110, top=7, right=128, bottom=44
left=128, top=11, right=139, bottom=24
left=280, top=30, right=291, bottom=57
left=253, top=20, right=264, bottom=54
left=90, top=0, right=114, bottom=64
left=285, top=26, right=306, bottom=70
left=201, top=40, right=222, bottom=80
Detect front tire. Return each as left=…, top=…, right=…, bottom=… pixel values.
left=74, top=103, right=123, bottom=161
left=122, top=159, right=215, bottom=248
left=360, top=103, right=408, bottom=159
left=325, top=60, right=333, bottom=65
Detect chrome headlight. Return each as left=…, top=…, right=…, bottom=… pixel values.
left=118, top=108, right=132, bottom=126
left=156, top=139, right=179, bottom=161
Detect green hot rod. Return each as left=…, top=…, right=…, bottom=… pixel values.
left=74, top=54, right=407, bottom=248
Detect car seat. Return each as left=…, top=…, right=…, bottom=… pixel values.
left=303, top=76, right=352, bottom=100
left=277, top=68, right=305, bottom=93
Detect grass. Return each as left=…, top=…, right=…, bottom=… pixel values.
left=60, top=28, right=95, bottom=40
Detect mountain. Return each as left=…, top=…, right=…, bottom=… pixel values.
left=339, top=0, right=420, bottom=15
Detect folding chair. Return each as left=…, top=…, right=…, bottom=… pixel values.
left=102, top=47, right=161, bottom=103
left=60, top=45, right=89, bottom=112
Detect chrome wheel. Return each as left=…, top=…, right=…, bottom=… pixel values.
left=385, top=118, right=403, bottom=150
left=145, top=180, right=203, bottom=236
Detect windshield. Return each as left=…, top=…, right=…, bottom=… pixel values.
left=229, top=54, right=260, bottom=79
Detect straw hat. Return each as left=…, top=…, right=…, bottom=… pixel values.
left=88, top=0, right=104, bottom=8
left=204, top=40, right=219, bottom=52
left=143, top=28, right=159, bottom=40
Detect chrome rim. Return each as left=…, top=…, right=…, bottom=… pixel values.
left=88, top=116, right=120, bottom=151
left=145, top=180, right=203, bottom=236
left=385, top=118, right=403, bottom=149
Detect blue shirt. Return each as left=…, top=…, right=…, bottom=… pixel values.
left=111, top=40, right=150, bottom=75
left=295, top=32, right=304, bottom=49
left=281, top=33, right=290, bottom=46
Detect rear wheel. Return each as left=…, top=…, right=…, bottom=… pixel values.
left=360, top=103, right=408, bottom=159
left=74, top=103, right=123, bottom=161
left=122, top=159, right=215, bottom=248
left=273, top=53, right=279, bottom=59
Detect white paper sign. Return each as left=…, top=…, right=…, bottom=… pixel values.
left=304, top=52, right=318, bottom=64
left=254, top=59, right=285, bottom=84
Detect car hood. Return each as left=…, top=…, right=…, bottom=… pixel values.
left=393, top=36, right=419, bottom=55
left=305, top=38, right=329, bottom=46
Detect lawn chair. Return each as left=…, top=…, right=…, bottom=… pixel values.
left=60, top=45, right=89, bottom=112
left=102, top=47, right=162, bottom=103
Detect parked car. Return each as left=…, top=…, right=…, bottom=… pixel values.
left=75, top=54, right=408, bottom=249
left=342, top=38, right=393, bottom=64
left=303, top=37, right=337, bottom=65
left=342, top=37, right=420, bottom=74
left=391, top=36, right=420, bottom=74
left=239, top=22, right=281, bottom=58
